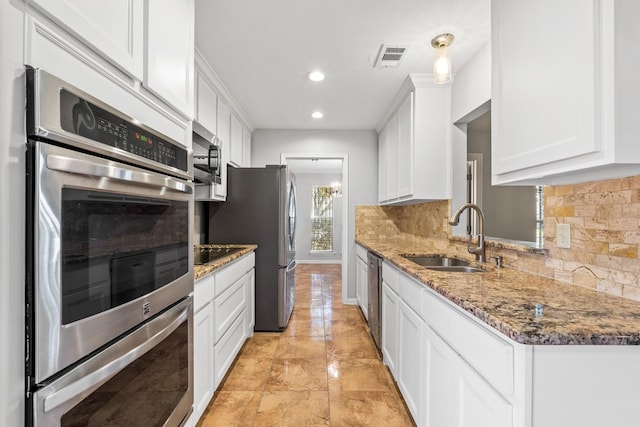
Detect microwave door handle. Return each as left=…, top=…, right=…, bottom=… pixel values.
left=208, top=146, right=215, bottom=170
left=43, top=300, right=191, bottom=413
left=46, top=154, right=193, bottom=195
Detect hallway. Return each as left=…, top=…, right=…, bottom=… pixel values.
left=197, top=263, right=414, bottom=426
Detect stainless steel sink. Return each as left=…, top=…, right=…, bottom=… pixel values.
left=401, top=254, right=485, bottom=273
left=425, top=265, right=486, bottom=273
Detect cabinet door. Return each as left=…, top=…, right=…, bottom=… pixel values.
left=397, top=299, right=424, bottom=423
left=381, top=281, right=398, bottom=375
left=229, top=114, right=243, bottom=166
left=385, top=114, right=398, bottom=201
left=145, top=0, right=194, bottom=117
left=195, top=71, right=217, bottom=133
left=378, top=126, right=389, bottom=202
left=28, top=0, right=144, bottom=78
left=246, top=269, right=255, bottom=336
left=356, top=256, right=368, bottom=320
left=425, top=325, right=457, bottom=427
left=492, top=0, right=599, bottom=176
left=193, top=303, right=214, bottom=421
left=457, top=360, right=513, bottom=427
left=242, top=126, right=252, bottom=167
left=396, top=92, right=413, bottom=198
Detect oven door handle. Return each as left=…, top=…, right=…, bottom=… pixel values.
left=46, top=154, right=193, bottom=194
left=43, top=299, right=191, bottom=413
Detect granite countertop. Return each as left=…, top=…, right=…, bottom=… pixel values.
left=194, top=244, right=257, bottom=280
left=357, top=238, right=640, bottom=345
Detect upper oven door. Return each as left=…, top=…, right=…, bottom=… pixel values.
left=28, top=141, right=194, bottom=384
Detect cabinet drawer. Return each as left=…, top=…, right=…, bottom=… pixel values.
left=194, top=274, right=215, bottom=313
left=397, top=273, right=423, bottom=319
left=214, top=307, right=247, bottom=389
left=424, top=288, right=514, bottom=396
left=215, top=254, right=251, bottom=297
left=356, top=244, right=368, bottom=261
left=214, top=276, right=247, bottom=343
left=382, top=261, right=399, bottom=293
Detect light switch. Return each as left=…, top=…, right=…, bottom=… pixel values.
left=557, top=223, right=571, bottom=248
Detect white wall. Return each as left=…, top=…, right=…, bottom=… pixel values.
left=294, top=172, right=343, bottom=263
left=450, top=42, right=491, bottom=235
left=251, top=129, right=378, bottom=301
left=1, top=1, right=26, bottom=425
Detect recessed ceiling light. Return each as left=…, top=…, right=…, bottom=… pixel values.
left=308, top=71, right=325, bottom=82
left=311, top=111, right=324, bottom=119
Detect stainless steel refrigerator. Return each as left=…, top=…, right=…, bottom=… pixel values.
left=208, top=165, right=296, bottom=331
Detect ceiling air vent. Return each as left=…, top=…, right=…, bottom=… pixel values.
left=374, top=44, right=409, bottom=68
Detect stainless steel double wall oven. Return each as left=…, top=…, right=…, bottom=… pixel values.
left=25, top=69, right=195, bottom=426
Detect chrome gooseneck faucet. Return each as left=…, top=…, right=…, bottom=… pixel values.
left=449, top=203, right=486, bottom=263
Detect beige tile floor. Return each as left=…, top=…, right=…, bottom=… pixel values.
left=197, top=264, right=415, bottom=427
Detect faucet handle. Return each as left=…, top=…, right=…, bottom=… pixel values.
left=489, top=255, right=504, bottom=268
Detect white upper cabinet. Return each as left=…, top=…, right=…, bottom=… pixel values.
left=492, top=0, right=640, bottom=185
left=229, top=114, right=243, bottom=167
left=195, top=70, right=217, bottom=134
left=145, top=0, right=194, bottom=118
left=27, top=0, right=144, bottom=79
left=242, top=126, right=252, bottom=167
left=378, top=75, right=451, bottom=205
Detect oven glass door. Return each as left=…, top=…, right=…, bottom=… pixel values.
left=33, top=298, right=193, bottom=427
left=29, top=141, right=194, bottom=383
left=61, top=188, right=189, bottom=324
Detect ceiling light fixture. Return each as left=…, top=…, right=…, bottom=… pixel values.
left=431, top=33, right=455, bottom=84
left=311, top=111, right=324, bottom=119
left=308, top=71, right=325, bottom=82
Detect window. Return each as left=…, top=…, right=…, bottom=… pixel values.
left=311, top=186, right=333, bottom=251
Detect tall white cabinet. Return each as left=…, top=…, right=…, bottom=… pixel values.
left=378, top=74, right=451, bottom=205
left=492, top=0, right=640, bottom=185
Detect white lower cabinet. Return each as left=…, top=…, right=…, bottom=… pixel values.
left=457, top=359, right=513, bottom=427
left=190, top=251, right=255, bottom=425
left=424, top=325, right=456, bottom=427
left=192, top=300, right=214, bottom=423
left=384, top=261, right=515, bottom=427
left=381, top=260, right=640, bottom=427
left=397, top=299, right=424, bottom=424
left=381, top=281, right=398, bottom=376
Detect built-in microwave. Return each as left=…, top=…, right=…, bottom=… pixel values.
left=192, top=121, right=222, bottom=185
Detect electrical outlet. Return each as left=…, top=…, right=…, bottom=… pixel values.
left=557, top=223, right=571, bottom=249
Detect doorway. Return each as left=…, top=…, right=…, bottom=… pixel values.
left=281, top=153, right=350, bottom=304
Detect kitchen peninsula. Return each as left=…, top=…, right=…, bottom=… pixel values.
left=355, top=204, right=640, bottom=427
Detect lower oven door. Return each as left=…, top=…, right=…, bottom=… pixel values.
left=31, top=296, right=193, bottom=427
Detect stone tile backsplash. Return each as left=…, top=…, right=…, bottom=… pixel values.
left=356, top=175, right=640, bottom=302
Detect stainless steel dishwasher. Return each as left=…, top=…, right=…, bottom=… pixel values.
left=367, top=251, right=383, bottom=350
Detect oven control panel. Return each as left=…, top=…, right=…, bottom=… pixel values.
left=59, top=89, right=189, bottom=173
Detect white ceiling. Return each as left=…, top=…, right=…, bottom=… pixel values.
left=195, top=0, right=491, bottom=131
left=196, top=0, right=491, bottom=129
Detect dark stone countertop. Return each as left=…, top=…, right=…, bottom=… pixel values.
left=357, top=237, right=640, bottom=345
left=194, top=244, right=257, bottom=281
